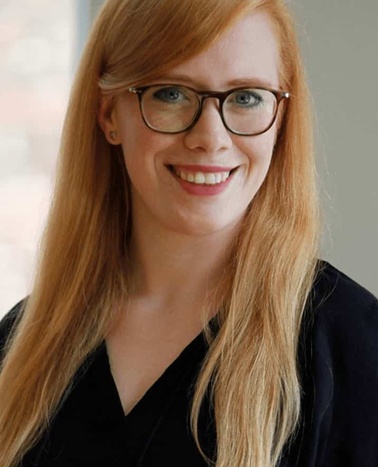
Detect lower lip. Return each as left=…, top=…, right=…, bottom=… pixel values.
left=171, top=170, right=235, bottom=196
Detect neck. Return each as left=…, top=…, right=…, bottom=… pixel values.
left=127, top=210, right=239, bottom=320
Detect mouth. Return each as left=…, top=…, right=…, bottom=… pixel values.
left=168, top=165, right=238, bottom=185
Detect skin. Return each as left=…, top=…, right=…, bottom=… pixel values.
left=98, top=11, right=283, bottom=414
left=108, top=11, right=279, bottom=237
left=99, top=8, right=282, bottom=308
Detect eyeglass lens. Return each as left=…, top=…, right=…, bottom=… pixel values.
left=140, top=85, right=278, bottom=135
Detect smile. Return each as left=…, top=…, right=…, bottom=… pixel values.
left=175, top=169, right=229, bottom=185
left=170, top=165, right=236, bottom=185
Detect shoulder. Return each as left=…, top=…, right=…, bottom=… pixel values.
left=311, top=259, right=377, bottom=313
left=305, top=260, right=378, bottom=347
left=302, top=260, right=378, bottom=382
left=292, top=261, right=378, bottom=465
left=0, top=299, right=27, bottom=361
left=303, top=259, right=378, bottom=394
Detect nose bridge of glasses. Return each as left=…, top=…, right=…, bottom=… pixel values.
left=185, top=93, right=233, bottom=148
left=189, top=94, right=228, bottom=135
left=196, top=91, right=225, bottom=122
left=198, top=90, right=225, bottom=106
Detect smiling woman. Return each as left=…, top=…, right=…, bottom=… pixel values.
left=0, top=1, right=378, bottom=467
left=98, top=11, right=283, bottom=236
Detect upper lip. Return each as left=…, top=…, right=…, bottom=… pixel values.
left=169, top=164, right=236, bottom=173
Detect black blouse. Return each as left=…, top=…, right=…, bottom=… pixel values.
left=1, top=261, right=378, bottom=467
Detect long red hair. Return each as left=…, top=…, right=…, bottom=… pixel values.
left=0, top=1, right=319, bottom=465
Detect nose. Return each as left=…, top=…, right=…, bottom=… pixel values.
left=183, top=98, right=233, bottom=153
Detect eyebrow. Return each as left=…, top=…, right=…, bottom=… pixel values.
left=152, top=73, right=277, bottom=90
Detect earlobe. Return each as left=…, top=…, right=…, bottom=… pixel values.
left=109, top=130, right=118, bottom=141
left=97, top=96, right=120, bottom=145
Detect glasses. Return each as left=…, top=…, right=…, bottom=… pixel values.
left=128, top=84, right=289, bottom=136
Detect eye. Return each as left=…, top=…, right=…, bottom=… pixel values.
left=152, top=86, right=189, bottom=104
left=230, top=89, right=264, bottom=108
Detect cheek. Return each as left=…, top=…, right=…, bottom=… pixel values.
left=241, top=132, right=276, bottom=168
left=118, top=118, right=155, bottom=171
left=237, top=133, right=277, bottom=202
left=115, top=98, right=154, bottom=157
left=120, top=127, right=175, bottom=197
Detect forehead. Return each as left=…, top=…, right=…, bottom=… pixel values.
left=161, top=11, right=280, bottom=89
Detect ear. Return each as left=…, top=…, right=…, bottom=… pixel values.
left=97, top=96, right=120, bottom=145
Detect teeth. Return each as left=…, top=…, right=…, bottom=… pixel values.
left=205, top=173, right=216, bottom=184
left=176, top=169, right=231, bottom=185
left=194, top=173, right=205, bottom=184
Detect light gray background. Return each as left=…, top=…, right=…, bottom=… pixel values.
left=84, top=0, right=378, bottom=296
left=289, top=0, right=378, bottom=296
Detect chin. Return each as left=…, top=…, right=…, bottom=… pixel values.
left=168, top=214, right=243, bottom=238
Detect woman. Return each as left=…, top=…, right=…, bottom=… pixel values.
left=1, top=0, right=377, bottom=466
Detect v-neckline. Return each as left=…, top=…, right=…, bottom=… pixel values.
left=100, top=327, right=209, bottom=421
left=74, top=324, right=217, bottom=465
